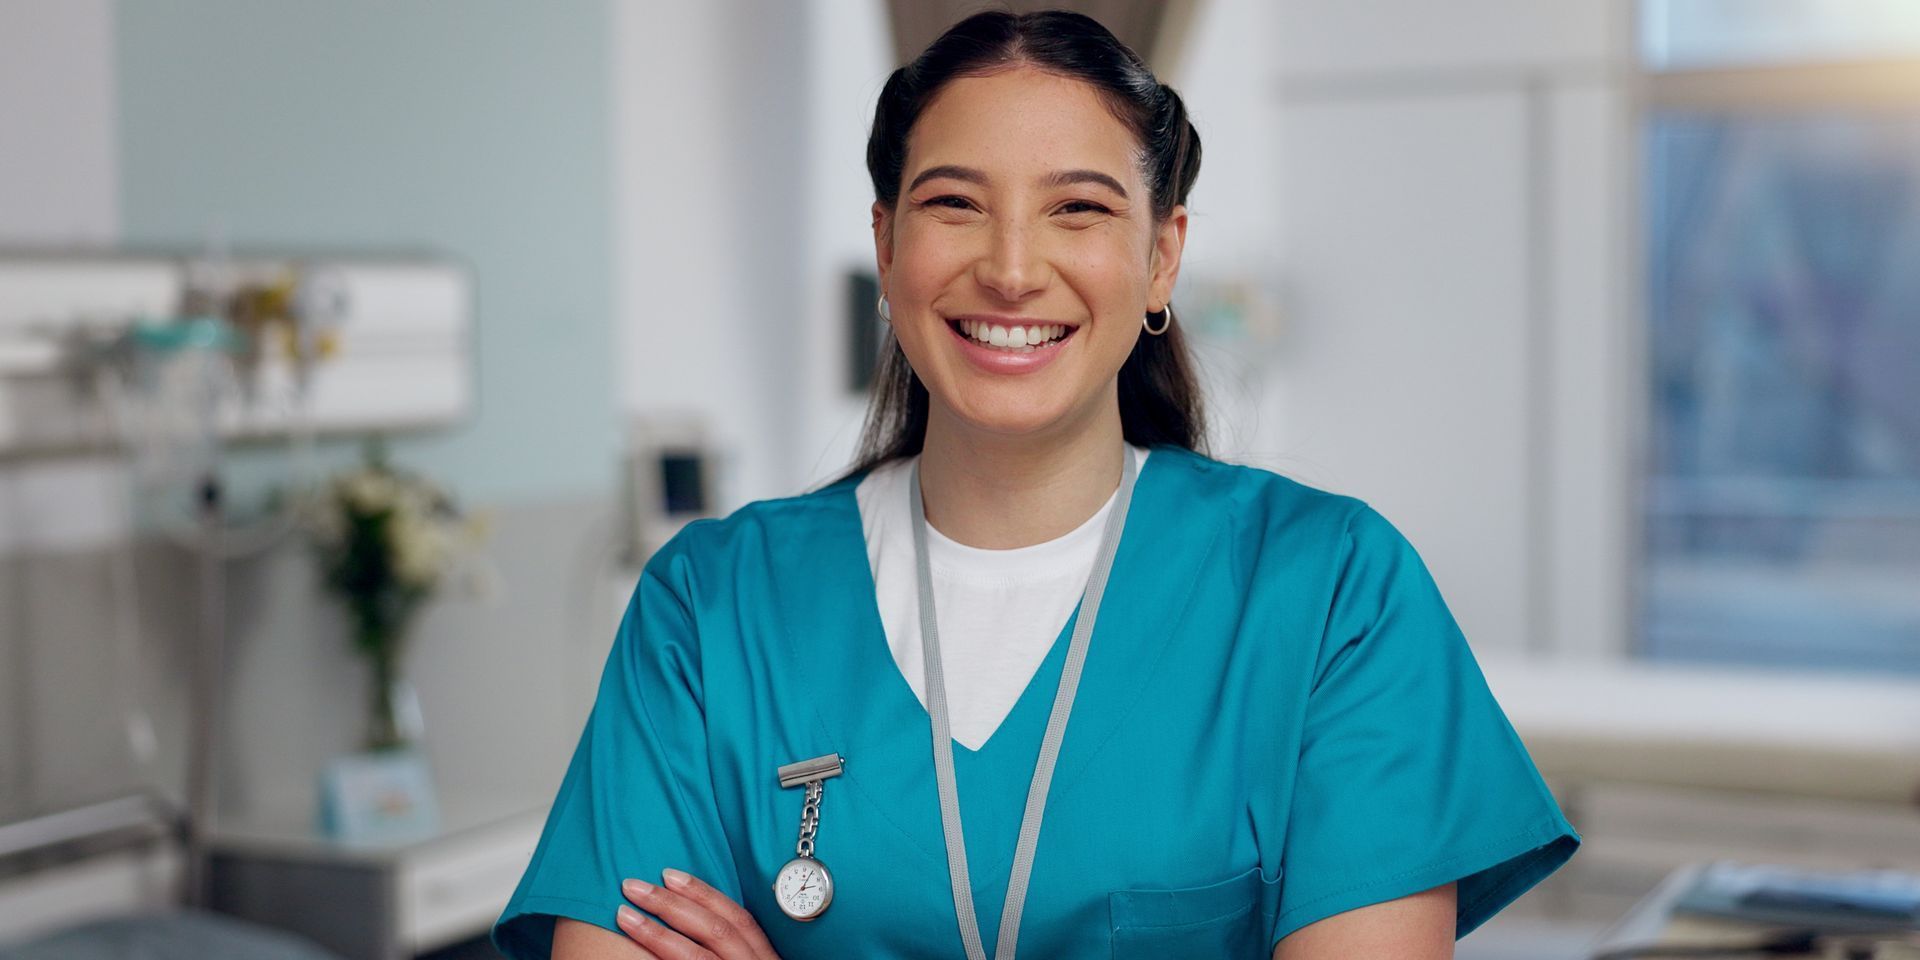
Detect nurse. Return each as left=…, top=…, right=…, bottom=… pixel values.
left=495, top=9, right=1578, bottom=960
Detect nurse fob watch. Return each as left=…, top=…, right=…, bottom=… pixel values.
left=773, top=753, right=843, bottom=921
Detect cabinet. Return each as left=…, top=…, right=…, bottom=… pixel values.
left=208, top=806, right=543, bottom=960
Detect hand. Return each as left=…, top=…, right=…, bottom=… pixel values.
left=616, top=869, right=783, bottom=960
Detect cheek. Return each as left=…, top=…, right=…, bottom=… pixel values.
left=1060, top=225, right=1152, bottom=287
left=891, top=248, right=951, bottom=300
left=888, top=220, right=966, bottom=293
left=1064, top=247, right=1150, bottom=332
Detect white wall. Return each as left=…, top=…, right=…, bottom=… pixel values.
left=0, top=0, right=132, bottom=829
left=1273, top=88, right=1536, bottom=655
left=1168, top=0, right=1289, bottom=460
left=612, top=0, right=813, bottom=506
left=796, top=0, right=894, bottom=488
left=0, top=0, right=117, bottom=248
left=1258, top=0, right=1636, bottom=658
left=0, top=0, right=123, bottom=557
left=1273, top=0, right=1617, bottom=77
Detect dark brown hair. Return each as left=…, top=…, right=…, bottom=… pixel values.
left=844, top=9, right=1207, bottom=479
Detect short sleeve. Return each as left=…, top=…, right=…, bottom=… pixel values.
left=492, top=542, right=739, bottom=960
left=1269, top=504, right=1580, bottom=949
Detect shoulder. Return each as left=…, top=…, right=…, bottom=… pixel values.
left=1146, top=447, right=1435, bottom=595
left=1148, top=445, right=1373, bottom=542
left=640, top=472, right=862, bottom=587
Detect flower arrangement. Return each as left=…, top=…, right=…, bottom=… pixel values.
left=299, top=434, right=493, bottom=751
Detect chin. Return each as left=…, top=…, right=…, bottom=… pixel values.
left=948, top=395, right=1082, bottom=440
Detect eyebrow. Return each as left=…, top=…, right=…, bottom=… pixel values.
left=905, top=164, right=1129, bottom=199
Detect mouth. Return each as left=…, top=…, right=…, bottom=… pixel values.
left=944, top=316, right=1079, bottom=354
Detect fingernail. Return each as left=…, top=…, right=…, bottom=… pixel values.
left=617, top=905, right=645, bottom=927
left=662, top=868, right=691, bottom=889
left=623, top=878, right=654, bottom=898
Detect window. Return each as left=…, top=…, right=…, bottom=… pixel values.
left=1640, top=3, right=1920, bottom=675
left=1642, top=0, right=1920, bottom=71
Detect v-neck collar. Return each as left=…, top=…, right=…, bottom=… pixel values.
left=770, top=445, right=1223, bottom=874
left=886, top=593, right=1077, bottom=759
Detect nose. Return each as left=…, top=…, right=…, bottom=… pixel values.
left=972, top=219, right=1047, bottom=303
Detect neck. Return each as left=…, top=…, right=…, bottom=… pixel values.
left=916, top=395, right=1127, bottom=549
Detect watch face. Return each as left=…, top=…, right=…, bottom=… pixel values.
left=773, top=857, right=832, bottom=920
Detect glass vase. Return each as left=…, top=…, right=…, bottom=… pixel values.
left=362, top=641, right=423, bottom=753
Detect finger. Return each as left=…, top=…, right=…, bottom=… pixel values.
left=620, top=876, right=758, bottom=960
left=616, top=902, right=715, bottom=960
left=659, top=869, right=779, bottom=957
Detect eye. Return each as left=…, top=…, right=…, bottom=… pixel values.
left=921, top=195, right=975, bottom=210
left=1056, top=200, right=1112, bottom=216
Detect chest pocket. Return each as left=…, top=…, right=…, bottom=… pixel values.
left=1108, top=865, right=1283, bottom=959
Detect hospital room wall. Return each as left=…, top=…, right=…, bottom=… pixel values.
left=610, top=0, right=813, bottom=508
left=1, top=0, right=626, bottom=830
left=0, top=0, right=127, bottom=834
left=614, top=0, right=1631, bottom=670
left=0, top=0, right=1639, bottom=831
left=781, top=0, right=1635, bottom=662
left=610, top=0, right=1640, bottom=666
left=1259, top=0, right=1637, bottom=661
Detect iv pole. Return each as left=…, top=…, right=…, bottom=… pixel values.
left=104, top=312, right=249, bottom=910
left=183, top=471, right=226, bottom=908
left=94, top=261, right=338, bottom=908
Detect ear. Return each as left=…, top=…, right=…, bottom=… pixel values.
left=871, top=200, right=894, bottom=294
left=1147, top=204, right=1188, bottom=310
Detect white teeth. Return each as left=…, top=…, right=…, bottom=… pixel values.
left=955, top=320, right=1073, bottom=349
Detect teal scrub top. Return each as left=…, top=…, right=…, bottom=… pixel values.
left=492, top=445, right=1580, bottom=959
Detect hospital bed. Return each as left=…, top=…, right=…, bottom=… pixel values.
left=0, top=795, right=344, bottom=960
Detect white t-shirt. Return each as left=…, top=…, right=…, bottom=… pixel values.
left=854, top=444, right=1150, bottom=751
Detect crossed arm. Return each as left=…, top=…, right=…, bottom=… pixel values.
left=548, top=875, right=1457, bottom=959
left=1272, top=880, right=1456, bottom=960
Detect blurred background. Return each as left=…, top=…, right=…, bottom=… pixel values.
left=2, top=1, right=1918, bottom=958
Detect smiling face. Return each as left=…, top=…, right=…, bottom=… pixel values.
left=873, top=64, right=1186, bottom=442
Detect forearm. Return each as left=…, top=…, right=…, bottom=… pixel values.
left=553, top=917, right=652, bottom=960
left=1272, top=881, right=1457, bottom=960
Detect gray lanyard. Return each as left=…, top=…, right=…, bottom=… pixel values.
left=908, top=448, right=1138, bottom=960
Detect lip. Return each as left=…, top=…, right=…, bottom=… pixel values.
left=941, top=314, right=1077, bottom=375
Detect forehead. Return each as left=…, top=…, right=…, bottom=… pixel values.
left=905, top=66, right=1143, bottom=185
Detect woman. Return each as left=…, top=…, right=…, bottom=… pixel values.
left=495, top=10, right=1578, bottom=960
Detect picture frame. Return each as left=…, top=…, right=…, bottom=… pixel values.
left=316, top=747, right=440, bottom=845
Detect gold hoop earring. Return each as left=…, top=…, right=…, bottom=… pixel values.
left=1143, top=302, right=1174, bottom=336
left=877, top=294, right=891, bottom=323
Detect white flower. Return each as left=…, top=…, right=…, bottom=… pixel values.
left=308, top=451, right=495, bottom=604
left=341, top=469, right=400, bottom=515
left=389, top=511, right=449, bottom=588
